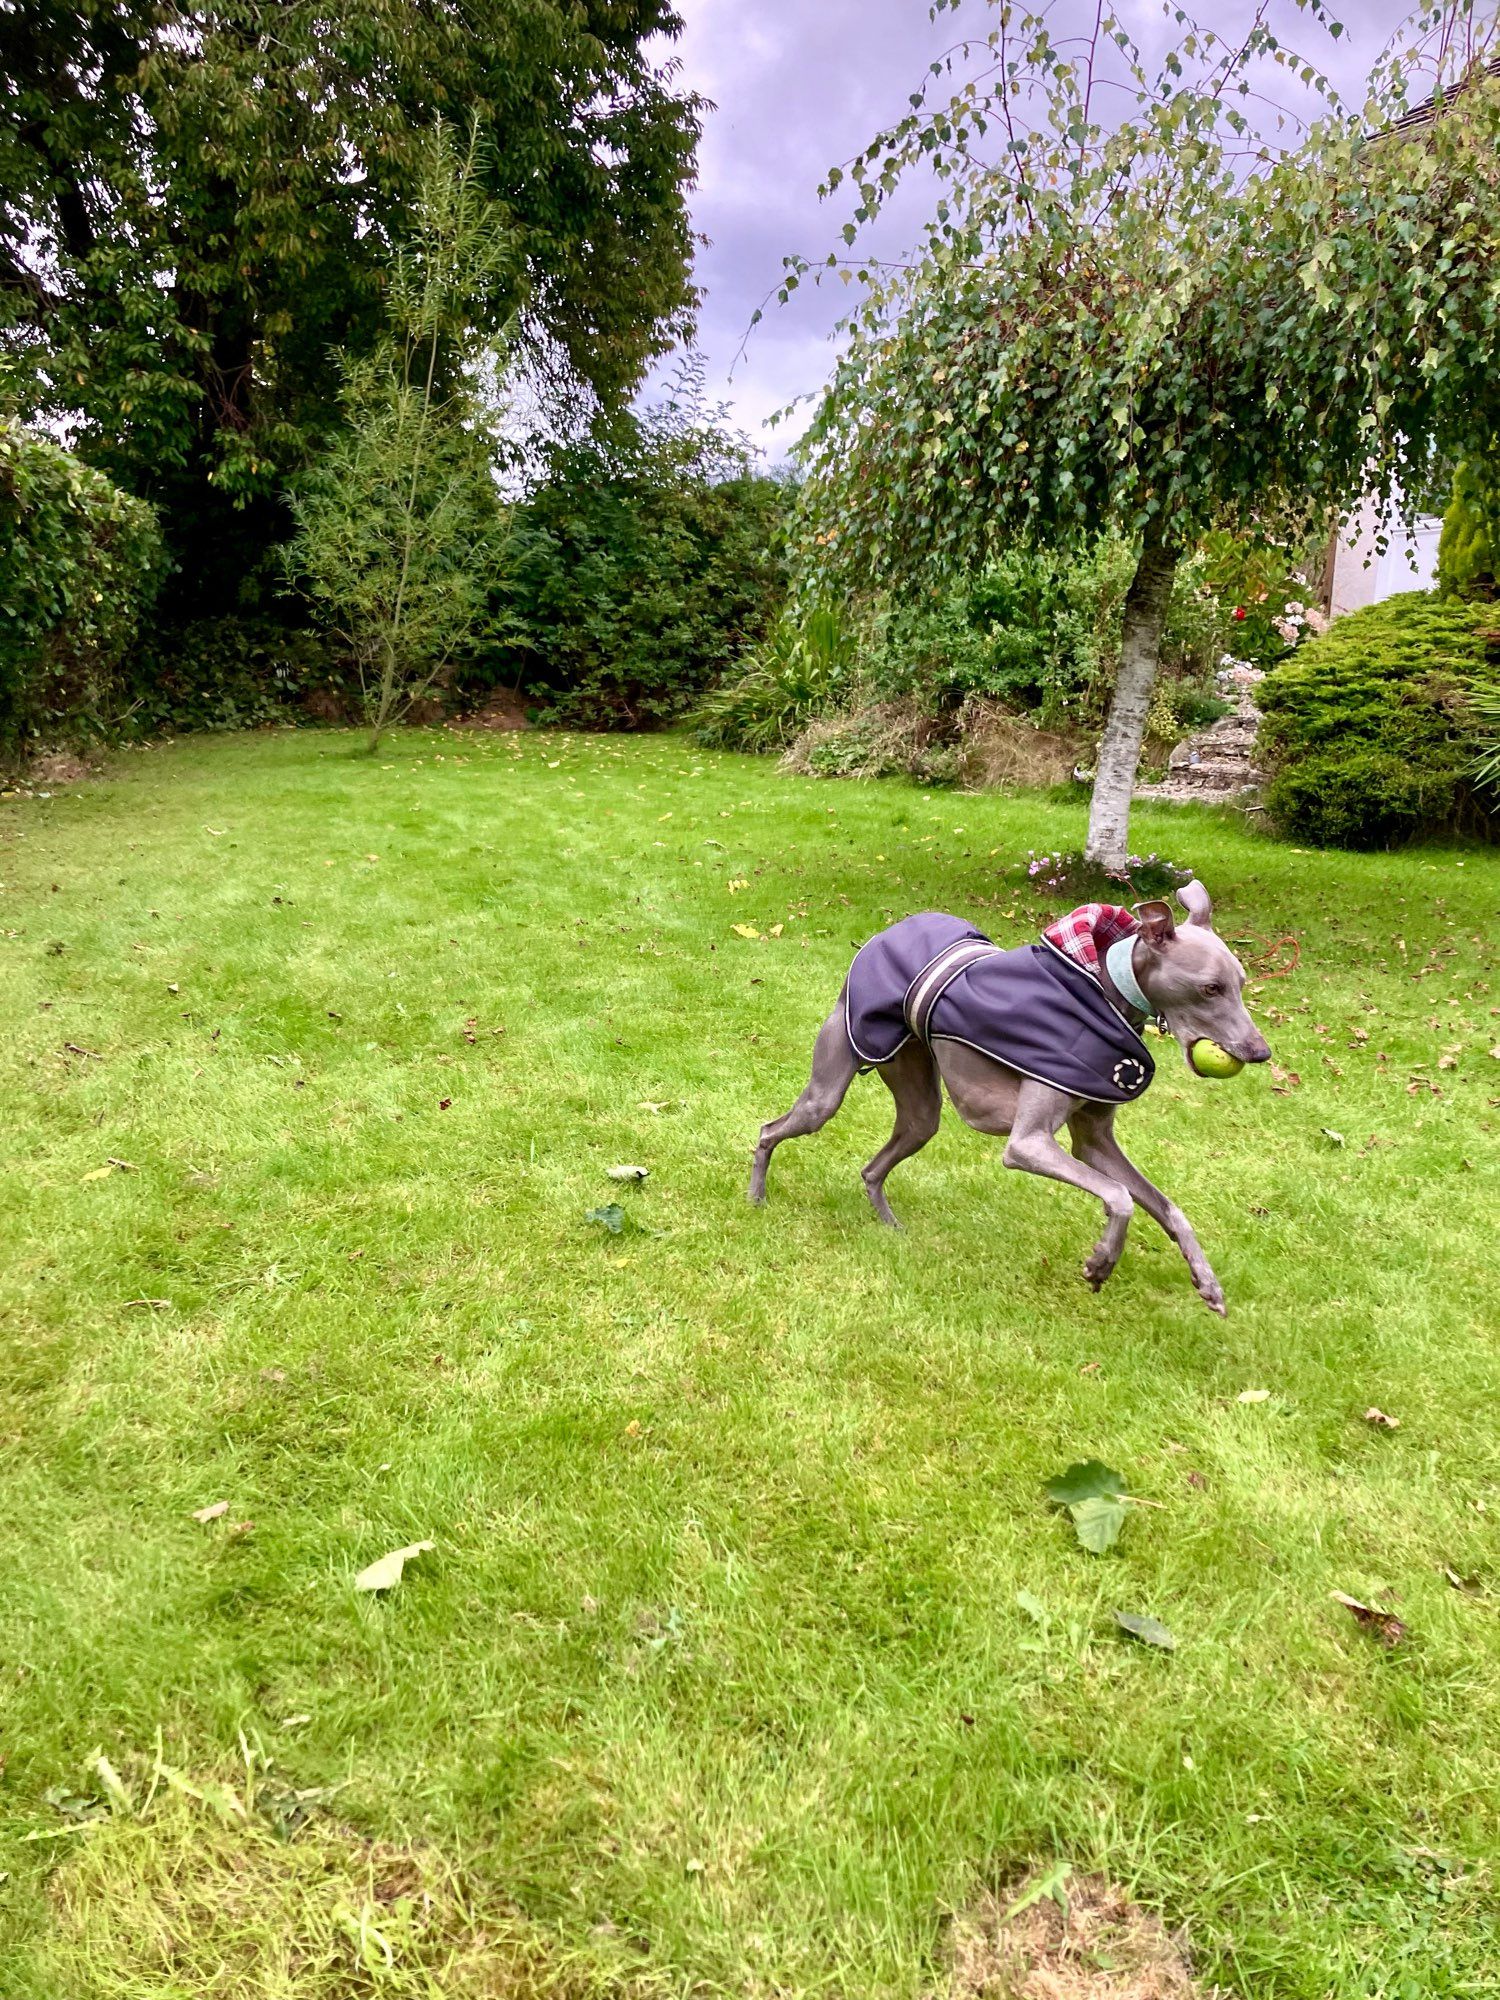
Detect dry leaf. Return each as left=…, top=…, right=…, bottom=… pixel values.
left=80, top=1166, right=112, bottom=1183
left=730, top=923, right=761, bottom=940
left=606, top=1164, right=649, bottom=1181
left=354, top=1540, right=434, bottom=1593
left=1363, top=1408, right=1400, bottom=1430
left=1331, top=1590, right=1406, bottom=1648
left=191, top=1500, right=229, bottom=1523
left=1236, top=1388, right=1271, bottom=1404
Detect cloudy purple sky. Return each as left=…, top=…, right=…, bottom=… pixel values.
left=660, top=0, right=1430, bottom=455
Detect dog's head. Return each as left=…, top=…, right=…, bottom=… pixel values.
left=1132, top=881, right=1272, bottom=1071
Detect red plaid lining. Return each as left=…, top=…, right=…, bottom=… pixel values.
left=1041, top=902, right=1139, bottom=980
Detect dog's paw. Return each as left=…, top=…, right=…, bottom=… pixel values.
left=1082, top=1246, right=1117, bottom=1291
left=1195, top=1270, right=1226, bottom=1315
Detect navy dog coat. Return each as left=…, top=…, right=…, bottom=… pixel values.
left=844, top=910, right=1155, bottom=1105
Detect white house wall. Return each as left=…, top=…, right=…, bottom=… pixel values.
left=1329, top=493, right=1442, bottom=618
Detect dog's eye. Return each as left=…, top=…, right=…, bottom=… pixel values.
left=1203, top=981, right=1223, bottom=997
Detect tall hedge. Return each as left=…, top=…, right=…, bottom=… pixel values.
left=0, top=425, right=165, bottom=756
left=1258, top=592, right=1500, bottom=848
left=489, top=408, right=788, bottom=730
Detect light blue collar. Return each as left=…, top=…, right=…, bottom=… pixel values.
left=1104, top=934, right=1152, bottom=1017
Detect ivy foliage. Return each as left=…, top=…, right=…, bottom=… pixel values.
left=0, top=423, right=165, bottom=758
left=792, top=6, right=1500, bottom=597
left=1258, top=592, right=1500, bottom=846
left=0, top=1, right=701, bottom=594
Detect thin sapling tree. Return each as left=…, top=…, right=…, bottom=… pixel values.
left=289, top=120, right=517, bottom=750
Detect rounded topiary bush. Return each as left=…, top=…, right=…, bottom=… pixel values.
left=1257, top=591, right=1500, bottom=847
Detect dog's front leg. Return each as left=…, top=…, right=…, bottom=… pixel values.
left=1000, top=1081, right=1135, bottom=1292
left=1068, top=1107, right=1225, bottom=1315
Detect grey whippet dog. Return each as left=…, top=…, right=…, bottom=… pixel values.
left=748, top=880, right=1271, bottom=1314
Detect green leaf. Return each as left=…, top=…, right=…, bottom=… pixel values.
left=1069, top=1494, right=1126, bottom=1554
left=1016, top=1589, right=1048, bottom=1623
left=1044, top=1459, right=1126, bottom=1506
left=1113, top=1609, right=1177, bottom=1650
left=586, top=1203, right=626, bottom=1233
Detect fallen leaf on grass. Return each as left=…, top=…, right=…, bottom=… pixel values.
left=730, top=923, right=761, bottom=940
left=191, top=1500, right=229, bottom=1524
left=587, top=1203, right=627, bottom=1234
left=1016, top=1590, right=1048, bottom=1624
left=1069, top=1494, right=1127, bottom=1553
left=1045, top=1461, right=1127, bottom=1555
left=1113, top=1610, right=1177, bottom=1651
left=1236, top=1388, right=1271, bottom=1404
left=355, top=1540, right=434, bottom=1593
left=606, top=1164, right=649, bottom=1182
left=1320, top=1128, right=1345, bottom=1147
left=1331, top=1590, right=1406, bottom=1647
left=80, top=1166, right=113, bottom=1183
left=1443, top=1567, right=1481, bottom=1594
left=1363, top=1408, right=1401, bottom=1429
left=1044, top=1460, right=1125, bottom=1505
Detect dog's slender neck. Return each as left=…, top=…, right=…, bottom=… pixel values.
left=1103, top=934, right=1152, bottom=1019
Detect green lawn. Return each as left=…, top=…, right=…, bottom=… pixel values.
left=2, top=727, right=1497, bottom=1998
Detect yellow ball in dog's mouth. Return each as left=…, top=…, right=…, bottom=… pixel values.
left=1191, top=1039, right=1244, bottom=1079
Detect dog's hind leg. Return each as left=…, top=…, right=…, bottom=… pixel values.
left=862, top=1040, right=942, bottom=1227
left=749, top=998, right=859, bottom=1204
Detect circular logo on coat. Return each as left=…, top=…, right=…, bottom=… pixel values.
left=1113, top=1057, right=1148, bottom=1093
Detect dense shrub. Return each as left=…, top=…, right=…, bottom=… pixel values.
left=1258, top=592, right=1500, bottom=847
left=859, top=540, right=1133, bottom=724
left=853, top=529, right=1311, bottom=733
left=123, top=618, right=356, bottom=736
left=0, top=424, right=165, bottom=756
left=486, top=403, right=788, bottom=729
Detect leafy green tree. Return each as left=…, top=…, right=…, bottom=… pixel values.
left=287, top=124, right=513, bottom=752
left=791, top=3, right=1500, bottom=868
left=0, top=0, right=700, bottom=599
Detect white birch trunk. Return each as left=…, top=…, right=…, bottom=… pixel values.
left=1084, top=536, right=1177, bottom=872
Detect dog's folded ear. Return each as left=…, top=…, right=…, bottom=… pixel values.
left=1177, top=878, right=1213, bottom=928
left=1135, top=899, right=1176, bottom=945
